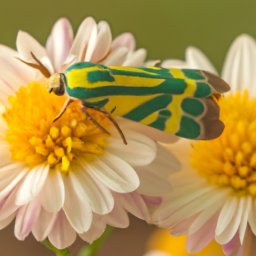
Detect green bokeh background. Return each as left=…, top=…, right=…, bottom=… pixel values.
left=1, top=0, right=255, bottom=73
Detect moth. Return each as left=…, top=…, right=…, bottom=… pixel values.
left=17, top=53, right=230, bottom=144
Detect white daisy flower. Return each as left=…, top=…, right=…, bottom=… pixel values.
left=0, top=17, right=179, bottom=249
left=153, top=34, right=256, bottom=256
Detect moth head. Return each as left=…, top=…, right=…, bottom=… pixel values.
left=46, top=73, right=66, bottom=96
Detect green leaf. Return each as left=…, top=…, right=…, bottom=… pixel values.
left=42, top=239, right=70, bottom=256
left=77, top=226, right=113, bottom=256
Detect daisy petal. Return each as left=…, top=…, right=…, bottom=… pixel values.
left=46, top=18, right=73, bottom=72
left=239, top=197, right=251, bottom=244
left=48, top=210, right=76, bottom=250
left=69, top=161, right=114, bottom=215
left=79, top=214, right=106, bottom=244
left=89, top=152, right=140, bottom=193
left=16, top=163, right=49, bottom=205
left=123, top=48, right=147, bottom=66
left=101, top=47, right=128, bottom=66
left=186, top=46, right=218, bottom=74
left=0, top=212, right=15, bottom=230
left=62, top=175, right=92, bottom=233
left=112, top=33, right=135, bottom=52
left=90, top=21, right=112, bottom=63
left=14, top=197, right=41, bottom=240
left=222, top=34, right=256, bottom=95
left=32, top=208, right=57, bottom=241
left=161, top=59, right=189, bottom=69
left=40, top=170, right=64, bottom=212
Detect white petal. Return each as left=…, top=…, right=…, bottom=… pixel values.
left=249, top=198, right=256, bottom=235
left=115, top=191, right=149, bottom=221
left=0, top=212, right=15, bottom=230
left=14, top=197, right=41, bottom=240
left=90, top=21, right=112, bottom=63
left=16, top=31, right=48, bottom=62
left=106, top=130, right=156, bottom=167
left=62, top=175, right=92, bottom=233
left=112, top=33, right=135, bottom=52
left=79, top=214, right=106, bottom=244
left=69, top=161, right=114, bottom=215
left=186, top=46, right=218, bottom=74
left=239, top=197, right=251, bottom=244
left=46, top=18, right=73, bottom=72
left=69, top=17, right=97, bottom=62
left=48, top=210, right=76, bottom=250
left=161, top=59, right=189, bottom=69
left=89, top=152, right=140, bottom=193
left=16, top=163, right=49, bottom=205
left=144, top=251, right=171, bottom=256
left=0, top=163, right=29, bottom=201
left=123, top=48, right=147, bottom=66
left=32, top=208, right=57, bottom=241
left=40, top=170, right=64, bottom=212
left=101, top=47, right=128, bottom=66
left=221, top=34, right=256, bottom=95
left=135, top=143, right=180, bottom=196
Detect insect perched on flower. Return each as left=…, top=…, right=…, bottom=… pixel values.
left=17, top=52, right=230, bottom=144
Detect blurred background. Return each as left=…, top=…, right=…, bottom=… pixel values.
left=0, top=0, right=255, bottom=255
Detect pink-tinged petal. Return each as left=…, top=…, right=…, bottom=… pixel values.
left=112, top=33, right=135, bottom=52
left=70, top=17, right=97, bottom=62
left=101, top=47, right=128, bottom=66
left=105, top=197, right=129, bottom=228
left=40, top=170, right=64, bottom=212
left=90, top=21, right=112, bottom=63
left=222, top=34, right=256, bottom=96
left=89, top=152, right=140, bottom=193
left=115, top=191, right=150, bottom=221
left=48, top=210, right=76, bottom=250
left=106, top=130, right=156, bottom=167
left=16, top=31, right=48, bottom=63
left=0, top=163, right=29, bottom=201
left=46, top=18, right=73, bottom=72
left=69, top=160, right=114, bottom=215
left=186, top=46, right=218, bottom=74
left=79, top=214, right=106, bottom=244
left=161, top=59, right=189, bottom=69
left=0, top=143, right=12, bottom=168
left=15, top=163, right=49, bottom=205
left=62, top=175, right=92, bottom=233
left=123, top=48, right=147, bottom=66
left=0, top=185, right=20, bottom=220
left=32, top=208, right=57, bottom=241
left=144, top=251, right=172, bottom=256
left=41, top=56, right=55, bottom=75
left=141, top=195, right=162, bottom=206
left=239, top=197, right=251, bottom=244
left=223, top=232, right=239, bottom=255
left=14, top=197, right=41, bottom=240
left=0, top=212, right=15, bottom=230
left=186, top=214, right=218, bottom=253
left=216, top=198, right=245, bottom=245
left=0, top=80, right=15, bottom=105
left=135, top=144, right=180, bottom=197
left=117, top=118, right=179, bottom=143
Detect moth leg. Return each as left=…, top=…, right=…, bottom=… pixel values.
left=92, top=108, right=128, bottom=145
left=53, top=98, right=74, bottom=122
left=79, top=104, right=110, bottom=135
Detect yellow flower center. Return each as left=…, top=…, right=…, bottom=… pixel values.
left=191, top=90, right=256, bottom=196
left=3, top=82, right=109, bottom=172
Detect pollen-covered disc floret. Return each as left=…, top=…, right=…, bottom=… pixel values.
left=191, top=90, right=256, bottom=196
left=3, top=82, right=109, bottom=172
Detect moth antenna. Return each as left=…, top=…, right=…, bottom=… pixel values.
left=15, top=52, right=51, bottom=78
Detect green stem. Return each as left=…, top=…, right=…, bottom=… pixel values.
left=77, top=226, right=114, bottom=256
left=42, top=240, right=70, bottom=256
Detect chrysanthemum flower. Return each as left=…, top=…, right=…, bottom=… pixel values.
left=144, top=228, right=224, bottom=256
left=0, top=17, right=179, bottom=249
left=153, top=34, right=256, bottom=256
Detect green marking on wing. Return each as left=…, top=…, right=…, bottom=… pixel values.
left=181, top=98, right=204, bottom=117
left=123, top=94, right=173, bottom=122
left=87, top=70, right=115, bottom=83
left=148, top=109, right=172, bottom=131
left=182, top=69, right=205, bottom=80
left=175, top=116, right=201, bottom=139
left=194, top=82, right=212, bottom=98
